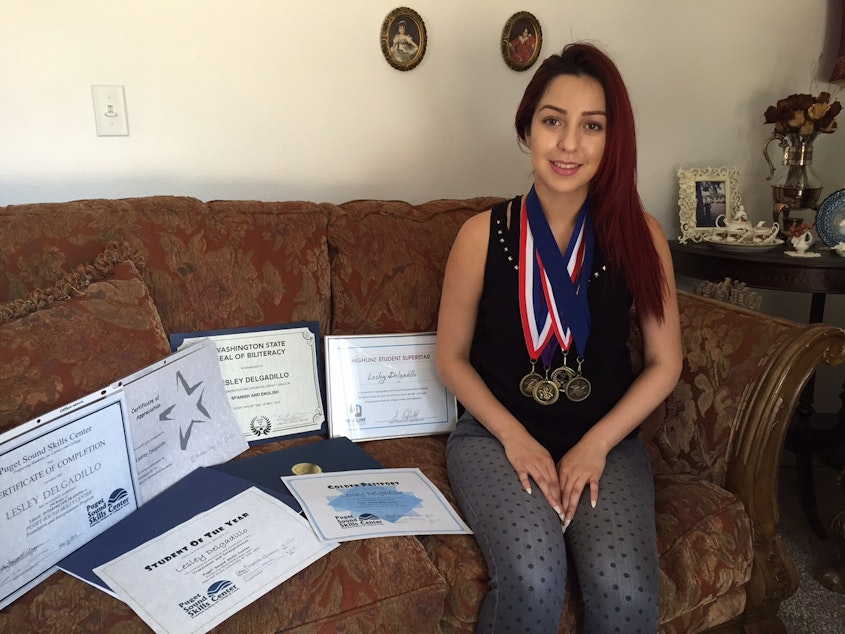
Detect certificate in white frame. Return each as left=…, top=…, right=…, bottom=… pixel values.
left=324, top=332, right=457, bottom=441
left=0, top=392, right=139, bottom=609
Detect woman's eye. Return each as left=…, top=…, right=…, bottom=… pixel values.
left=542, top=117, right=561, bottom=127
left=585, top=121, right=604, bottom=131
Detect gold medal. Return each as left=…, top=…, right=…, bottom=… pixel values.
left=519, top=360, right=543, bottom=397
left=550, top=352, right=575, bottom=388
left=565, top=376, right=591, bottom=402
left=564, top=357, right=591, bottom=402
left=532, top=379, right=560, bottom=405
left=520, top=372, right=542, bottom=397
left=550, top=358, right=576, bottom=388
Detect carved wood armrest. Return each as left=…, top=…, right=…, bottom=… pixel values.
left=725, top=325, right=845, bottom=611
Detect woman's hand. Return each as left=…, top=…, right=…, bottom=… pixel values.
left=556, top=438, right=608, bottom=526
left=503, top=433, right=564, bottom=520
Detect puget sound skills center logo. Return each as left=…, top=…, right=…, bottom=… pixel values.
left=179, top=580, right=239, bottom=618
left=86, top=488, right=131, bottom=527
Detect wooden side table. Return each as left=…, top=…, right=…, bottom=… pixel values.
left=669, top=240, right=845, bottom=537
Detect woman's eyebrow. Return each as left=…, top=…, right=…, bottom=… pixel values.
left=538, top=104, right=607, bottom=117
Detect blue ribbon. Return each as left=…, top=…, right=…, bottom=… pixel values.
left=524, top=186, right=594, bottom=359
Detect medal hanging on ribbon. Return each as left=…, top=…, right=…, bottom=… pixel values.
left=518, top=188, right=594, bottom=405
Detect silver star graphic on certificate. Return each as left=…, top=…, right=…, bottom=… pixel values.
left=158, top=371, right=212, bottom=451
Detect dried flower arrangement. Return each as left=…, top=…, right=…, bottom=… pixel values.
left=763, top=92, right=842, bottom=136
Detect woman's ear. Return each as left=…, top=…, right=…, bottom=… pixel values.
left=517, top=131, right=531, bottom=153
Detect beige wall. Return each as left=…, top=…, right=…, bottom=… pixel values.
left=2, top=0, right=844, bottom=408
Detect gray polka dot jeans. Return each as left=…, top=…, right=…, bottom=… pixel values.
left=446, top=414, right=659, bottom=633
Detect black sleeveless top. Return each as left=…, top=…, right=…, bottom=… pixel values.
left=469, top=197, right=635, bottom=459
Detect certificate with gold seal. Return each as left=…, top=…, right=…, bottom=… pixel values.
left=171, top=322, right=326, bottom=443
left=324, top=332, right=458, bottom=441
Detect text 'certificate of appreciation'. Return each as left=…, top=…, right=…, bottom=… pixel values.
left=0, top=393, right=138, bottom=609
left=171, top=323, right=325, bottom=442
left=117, top=339, right=249, bottom=505
left=94, top=487, right=336, bottom=634
left=324, top=333, right=457, bottom=441
left=282, top=468, right=471, bottom=542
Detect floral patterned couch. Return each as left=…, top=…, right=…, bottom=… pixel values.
left=1, top=195, right=843, bottom=633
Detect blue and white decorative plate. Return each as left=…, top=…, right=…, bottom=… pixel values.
left=816, top=188, right=845, bottom=247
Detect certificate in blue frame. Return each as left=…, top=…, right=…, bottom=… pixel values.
left=170, top=322, right=327, bottom=443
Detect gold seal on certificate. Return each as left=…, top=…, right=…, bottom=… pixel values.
left=324, top=332, right=458, bottom=441
left=291, top=462, right=323, bottom=475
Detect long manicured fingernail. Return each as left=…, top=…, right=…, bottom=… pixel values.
left=561, top=517, right=571, bottom=533
left=525, top=486, right=532, bottom=495
left=591, top=499, right=597, bottom=509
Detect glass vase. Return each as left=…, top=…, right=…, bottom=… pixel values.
left=763, top=132, right=823, bottom=226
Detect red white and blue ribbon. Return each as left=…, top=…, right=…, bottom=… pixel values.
left=518, top=187, right=594, bottom=366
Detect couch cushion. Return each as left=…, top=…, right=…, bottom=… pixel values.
left=654, top=473, right=752, bottom=624
left=363, top=436, right=752, bottom=632
left=0, top=537, right=447, bottom=633
left=0, top=197, right=332, bottom=337
left=0, top=245, right=171, bottom=433
left=327, top=198, right=503, bottom=335
left=0, top=434, right=449, bottom=633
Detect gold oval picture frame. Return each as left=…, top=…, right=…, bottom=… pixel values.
left=501, top=11, right=542, bottom=71
left=381, top=7, right=427, bottom=71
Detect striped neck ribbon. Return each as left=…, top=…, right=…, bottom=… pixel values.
left=518, top=186, right=594, bottom=367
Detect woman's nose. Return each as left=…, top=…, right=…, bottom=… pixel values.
left=557, top=126, right=577, bottom=152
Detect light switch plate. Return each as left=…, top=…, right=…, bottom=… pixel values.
left=91, top=85, right=129, bottom=136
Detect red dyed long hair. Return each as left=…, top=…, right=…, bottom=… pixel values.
left=515, top=42, right=667, bottom=322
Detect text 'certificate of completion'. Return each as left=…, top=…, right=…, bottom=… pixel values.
left=282, top=468, right=471, bottom=542
left=172, top=323, right=325, bottom=442
left=325, top=333, right=458, bottom=441
left=0, top=393, right=138, bottom=609
left=94, top=487, right=337, bottom=634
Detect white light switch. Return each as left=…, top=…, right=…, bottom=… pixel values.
left=91, top=85, right=129, bottom=136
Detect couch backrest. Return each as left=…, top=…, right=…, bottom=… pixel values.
left=0, top=196, right=332, bottom=337
left=6, top=195, right=820, bottom=489
left=326, top=197, right=503, bottom=335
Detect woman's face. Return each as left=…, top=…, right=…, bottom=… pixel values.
left=524, top=74, right=607, bottom=204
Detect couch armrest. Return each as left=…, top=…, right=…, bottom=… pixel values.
left=652, top=291, right=845, bottom=620
left=726, top=321, right=845, bottom=614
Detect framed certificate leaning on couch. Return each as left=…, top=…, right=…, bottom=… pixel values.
left=324, top=332, right=457, bottom=441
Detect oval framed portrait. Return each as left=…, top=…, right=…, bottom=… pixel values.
left=381, top=7, right=427, bottom=71
left=501, top=11, right=542, bottom=71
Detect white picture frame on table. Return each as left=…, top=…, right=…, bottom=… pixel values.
left=677, top=166, right=742, bottom=243
left=324, top=332, right=458, bottom=441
